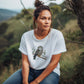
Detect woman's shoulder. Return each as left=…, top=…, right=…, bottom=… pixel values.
left=51, top=28, right=63, bottom=36
left=51, top=28, right=64, bottom=40
left=22, top=29, right=34, bottom=37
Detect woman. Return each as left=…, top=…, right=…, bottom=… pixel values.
left=3, top=0, right=67, bottom=84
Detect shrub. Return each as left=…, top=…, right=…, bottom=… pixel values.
left=0, top=22, right=8, bottom=35
left=2, top=43, right=21, bottom=71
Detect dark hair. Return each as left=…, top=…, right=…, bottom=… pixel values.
left=33, top=0, right=52, bottom=28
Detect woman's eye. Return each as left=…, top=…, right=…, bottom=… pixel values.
left=41, top=18, right=45, bottom=20
left=40, top=17, right=51, bottom=20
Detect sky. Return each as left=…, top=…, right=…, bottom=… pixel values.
left=0, top=0, right=64, bottom=10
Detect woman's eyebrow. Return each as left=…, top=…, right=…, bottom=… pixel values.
left=40, top=16, right=51, bottom=18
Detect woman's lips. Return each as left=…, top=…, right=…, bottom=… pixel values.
left=44, top=25, right=49, bottom=27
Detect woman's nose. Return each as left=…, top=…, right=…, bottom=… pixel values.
left=45, top=19, right=49, bottom=24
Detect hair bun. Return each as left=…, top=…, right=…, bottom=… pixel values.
left=34, top=0, right=44, bottom=8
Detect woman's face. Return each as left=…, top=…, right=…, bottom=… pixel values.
left=35, top=10, right=52, bottom=31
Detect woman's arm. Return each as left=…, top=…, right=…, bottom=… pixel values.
left=22, top=53, right=30, bottom=84
left=30, top=53, right=61, bottom=84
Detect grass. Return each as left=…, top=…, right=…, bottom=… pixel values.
left=0, top=65, right=14, bottom=84
left=60, top=43, right=83, bottom=78
left=59, top=19, right=84, bottom=83
left=4, top=17, right=33, bottom=42
left=62, top=20, right=80, bottom=34
left=0, top=62, right=22, bottom=84
left=0, top=15, right=84, bottom=84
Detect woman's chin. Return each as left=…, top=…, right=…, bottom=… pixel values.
left=43, top=27, right=50, bottom=31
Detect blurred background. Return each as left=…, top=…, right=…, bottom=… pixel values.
left=0, top=0, right=84, bottom=84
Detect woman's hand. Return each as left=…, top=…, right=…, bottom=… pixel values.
left=30, top=80, right=39, bottom=84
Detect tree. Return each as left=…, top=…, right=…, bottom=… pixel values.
left=65, top=0, right=84, bottom=33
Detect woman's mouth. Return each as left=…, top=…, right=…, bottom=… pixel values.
left=44, top=25, right=49, bottom=27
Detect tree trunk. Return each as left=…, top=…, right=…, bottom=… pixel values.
left=66, top=0, right=84, bottom=33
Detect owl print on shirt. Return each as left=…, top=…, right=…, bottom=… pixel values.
left=32, top=46, right=47, bottom=60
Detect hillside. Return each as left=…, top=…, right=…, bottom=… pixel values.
left=0, top=9, right=19, bottom=22
left=0, top=4, right=84, bottom=84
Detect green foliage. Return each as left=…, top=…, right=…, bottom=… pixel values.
left=67, top=30, right=83, bottom=41
left=0, top=37, right=9, bottom=49
left=21, top=9, right=29, bottom=15
left=50, top=5, right=61, bottom=14
left=1, top=43, right=21, bottom=72
left=73, top=52, right=84, bottom=84
left=59, top=44, right=84, bottom=84
left=15, top=13, right=24, bottom=19
left=49, top=4, right=76, bottom=29
left=0, top=37, right=9, bottom=55
left=60, top=52, right=84, bottom=84
left=0, top=2, right=84, bottom=84
left=0, top=22, right=8, bottom=35
left=15, top=9, right=33, bottom=20
left=52, top=10, right=76, bottom=29
left=4, top=31, right=14, bottom=42
left=24, top=14, right=32, bottom=20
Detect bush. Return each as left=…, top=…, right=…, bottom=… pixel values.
left=24, top=15, right=32, bottom=20
left=1, top=43, right=21, bottom=71
left=0, top=22, right=8, bottom=35
left=67, top=30, right=82, bottom=41
left=15, top=13, right=24, bottom=19
left=73, top=52, right=84, bottom=84
left=50, top=5, right=61, bottom=14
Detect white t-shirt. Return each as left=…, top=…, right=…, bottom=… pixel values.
left=19, top=28, right=67, bottom=76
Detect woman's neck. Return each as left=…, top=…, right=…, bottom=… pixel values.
left=34, top=28, right=51, bottom=39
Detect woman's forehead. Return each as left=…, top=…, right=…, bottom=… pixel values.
left=39, top=10, right=51, bottom=17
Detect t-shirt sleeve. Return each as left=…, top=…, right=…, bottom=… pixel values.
left=19, top=34, right=28, bottom=55
left=52, top=32, right=67, bottom=55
